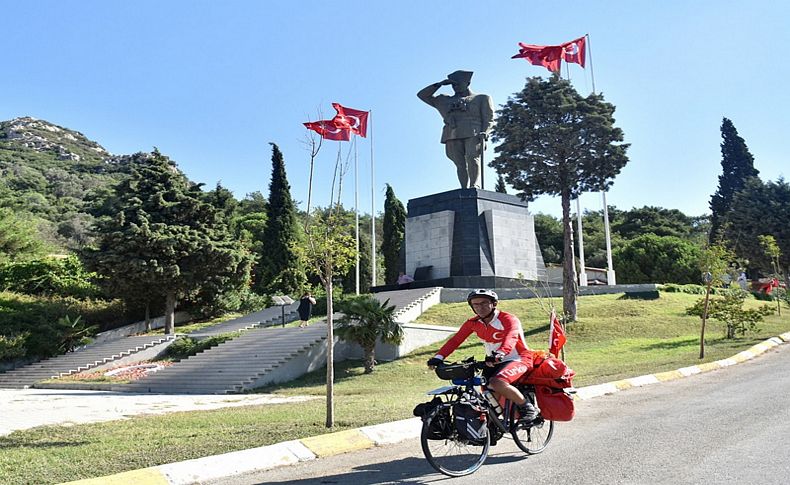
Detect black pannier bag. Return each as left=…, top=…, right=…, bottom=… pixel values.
left=453, top=400, right=487, bottom=445
left=414, top=397, right=452, bottom=440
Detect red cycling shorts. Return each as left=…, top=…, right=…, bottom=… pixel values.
left=490, top=360, right=531, bottom=385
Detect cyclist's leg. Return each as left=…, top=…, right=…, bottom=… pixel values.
left=487, top=361, right=529, bottom=405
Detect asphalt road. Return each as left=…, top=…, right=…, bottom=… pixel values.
left=207, top=344, right=790, bottom=485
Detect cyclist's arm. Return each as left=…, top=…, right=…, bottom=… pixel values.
left=434, top=320, right=475, bottom=360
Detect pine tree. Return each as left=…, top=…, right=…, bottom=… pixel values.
left=381, top=184, right=406, bottom=285
left=492, top=75, right=629, bottom=321
left=258, top=143, right=304, bottom=295
left=85, top=150, right=251, bottom=333
left=709, top=118, right=759, bottom=243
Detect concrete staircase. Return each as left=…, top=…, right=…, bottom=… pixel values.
left=373, top=287, right=442, bottom=323
left=120, top=323, right=328, bottom=394
left=186, top=301, right=300, bottom=337
left=0, top=335, right=175, bottom=389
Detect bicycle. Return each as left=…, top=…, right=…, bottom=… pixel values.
left=417, top=357, right=563, bottom=477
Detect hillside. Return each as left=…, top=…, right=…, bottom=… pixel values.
left=0, top=117, right=130, bottom=250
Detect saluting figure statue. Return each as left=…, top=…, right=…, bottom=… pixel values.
left=418, top=70, right=494, bottom=189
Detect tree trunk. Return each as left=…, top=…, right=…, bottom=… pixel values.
left=561, top=191, right=578, bottom=322
left=164, top=291, right=176, bottom=335
left=325, top=274, right=335, bottom=428
left=363, top=346, right=375, bottom=374
left=144, top=302, right=151, bottom=332
left=699, top=283, right=711, bottom=359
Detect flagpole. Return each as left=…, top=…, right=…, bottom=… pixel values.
left=354, top=137, right=360, bottom=295
left=576, top=197, right=587, bottom=286
left=370, top=110, right=377, bottom=288
left=586, top=33, right=613, bottom=284
left=586, top=33, right=596, bottom=95
left=602, top=191, right=616, bottom=285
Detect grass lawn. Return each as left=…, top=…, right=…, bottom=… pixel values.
left=0, top=291, right=787, bottom=484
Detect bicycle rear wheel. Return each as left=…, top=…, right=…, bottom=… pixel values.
left=420, top=407, right=490, bottom=476
left=511, top=416, right=554, bottom=454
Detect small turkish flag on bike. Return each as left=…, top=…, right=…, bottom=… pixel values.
left=549, top=309, right=567, bottom=357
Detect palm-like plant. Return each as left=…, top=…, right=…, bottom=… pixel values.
left=335, top=296, right=403, bottom=373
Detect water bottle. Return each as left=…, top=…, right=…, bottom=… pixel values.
left=484, top=390, right=503, bottom=416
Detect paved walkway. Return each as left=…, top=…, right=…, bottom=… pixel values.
left=0, top=388, right=316, bottom=436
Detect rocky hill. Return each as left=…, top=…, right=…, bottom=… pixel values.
left=0, top=117, right=130, bottom=250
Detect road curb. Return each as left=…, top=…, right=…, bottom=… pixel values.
left=60, top=332, right=790, bottom=485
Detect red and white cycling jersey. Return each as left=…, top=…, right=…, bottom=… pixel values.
left=434, top=309, right=530, bottom=362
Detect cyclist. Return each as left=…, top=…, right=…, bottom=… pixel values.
left=427, top=289, right=537, bottom=421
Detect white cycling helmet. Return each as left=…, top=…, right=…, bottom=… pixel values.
left=466, top=289, right=498, bottom=305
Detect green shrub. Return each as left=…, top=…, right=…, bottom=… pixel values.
left=0, top=291, right=127, bottom=362
left=613, top=234, right=701, bottom=284
left=686, top=289, right=774, bottom=338
left=0, top=255, right=102, bottom=298
left=163, top=333, right=239, bottom=361
left=0, top=332, right=28, bottom=360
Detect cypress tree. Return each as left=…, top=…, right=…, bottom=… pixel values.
left=709, top=118, right=759, bottom=243
left=258, top=143, right=304, bottom=295
left=381, top=184, right=406, bottom=285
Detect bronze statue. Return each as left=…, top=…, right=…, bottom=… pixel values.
left=418, top=70, right=494, bottom=189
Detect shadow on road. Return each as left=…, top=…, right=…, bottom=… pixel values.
left=255, top=449, right=531, bottom=484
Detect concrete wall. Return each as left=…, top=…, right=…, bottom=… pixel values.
left=440, top=284, right=659, bottom=303
left=94, top=311, right=192, bottom=344
left=405, top=210, right=454, bottom=279
left=90, top=339, right=177, bottom=373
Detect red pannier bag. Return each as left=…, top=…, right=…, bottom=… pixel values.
left=534, top=385, right=575, bottom=421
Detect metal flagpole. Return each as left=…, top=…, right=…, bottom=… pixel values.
left=576, top=197, right=587, bottom=286
left=602, top=191, right=616, bottom=285
left=370, top=110, right=377, bottom=288
left=354, top=137, right=360, bottom=295
left=586, top=33, right=613, bottom=284
left=586, top=33, right=596, bottom=95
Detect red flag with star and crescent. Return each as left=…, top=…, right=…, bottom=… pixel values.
left=303, top=120, right=351, bottom=141
left=511, top=43, right=564, bottom=72
left=549, top=309, right=567, bottom=357
left=561, top=36, right=586, bottom=67
left=512, top=35, right=587, bottom=72
left=332, top=103, right=369, bottom=138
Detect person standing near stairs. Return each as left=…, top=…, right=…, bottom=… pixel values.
left=297, top=292, right=317, bottom=328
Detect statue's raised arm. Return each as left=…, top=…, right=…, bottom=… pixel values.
left=417, top=70, right=494, bottom=189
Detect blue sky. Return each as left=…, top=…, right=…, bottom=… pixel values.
left=2, top=1, right=787, bottom=219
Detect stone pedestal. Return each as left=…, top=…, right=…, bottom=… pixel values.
left=404, top=188, right=546, bottom=288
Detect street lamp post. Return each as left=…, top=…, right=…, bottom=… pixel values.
left=272, top=295, right=295, bottom=327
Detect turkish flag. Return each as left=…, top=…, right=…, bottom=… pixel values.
left=332, top=103, right=369, bottom=138
left=561, top=36, right=586, bottom=67
left=549, top=310, right=567, bottom=357
left=303, top=120, right=351, bottom=141
left=512, top=43, right=563, bottom=72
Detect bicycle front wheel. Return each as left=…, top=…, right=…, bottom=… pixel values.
left=420, top=408, right=490, bottom=477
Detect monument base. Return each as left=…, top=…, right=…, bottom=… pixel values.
left=398, top=188, right=546, bottom=288
left=371, top=275, right=559, bottom=293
